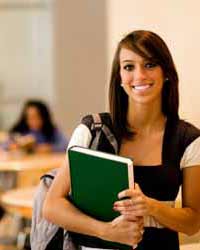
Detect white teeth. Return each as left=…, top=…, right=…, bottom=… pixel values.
left=133, top=84, right=151, bottom=90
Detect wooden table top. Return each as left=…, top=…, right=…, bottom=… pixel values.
left=0, top=152, right=65, bottom=171
left=1, top=186, right=36, bottom=219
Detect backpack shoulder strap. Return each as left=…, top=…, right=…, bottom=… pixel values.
left=81, top=113, right=104, bottom=149
left=81, top=112, right=118, bottom=153
left=89, top=113, right=103, bottom=149
left=98, top=112, right=113, bottom=127
left=81, top=113, right=103, bottom=131
left=99, top=113, right=118, bottom=154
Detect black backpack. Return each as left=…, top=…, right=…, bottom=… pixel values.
left=30, top=113, right=118, bottom=250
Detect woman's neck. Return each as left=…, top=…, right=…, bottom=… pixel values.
left=127, top=101, right=166, bottom=136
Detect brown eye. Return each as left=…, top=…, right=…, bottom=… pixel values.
left=124, top=64, right=134, bottom=71
left=145, top=62, right=158, bottom=69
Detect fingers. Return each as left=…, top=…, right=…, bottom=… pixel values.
left=115, top=183, right=149, bottom=218
left=131, top=222, right=144, bottom=245
left=122, top=209, right=147, bottom=217
left=114, top=196, right=146, bottom=214
left=110, top=215, right=144, bottom=247
left=112, top=215, right=144, bottom=233
left=111, top=214, right=125, bottom=226
left=114, top=196, right=144, bottom=207
left=118, top=182, right=141, bottom=198
left=123, top=215, right=144, bottom=228
left=114, top=202, right=147, bottom=212
left=115, top=202, right=147, bottom=217
left=134, top=183, right=141, bottom=191
left=118, top=189, right=141, bottom=200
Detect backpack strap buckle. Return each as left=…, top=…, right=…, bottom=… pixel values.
left=91, top=114, right=103, bottom=131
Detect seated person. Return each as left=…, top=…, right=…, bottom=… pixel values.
left=8, top=99, right=68, bottom=153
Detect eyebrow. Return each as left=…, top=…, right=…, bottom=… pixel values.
left=121, top=60, right=134, bottom=63
left=121, top=57, right=156, bottom=64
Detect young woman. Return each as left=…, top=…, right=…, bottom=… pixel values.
left=10, top=100, right=68, bottom=153
left=43, top=30, right=200, bottom=250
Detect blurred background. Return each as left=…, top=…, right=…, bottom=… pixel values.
left=0, top=1, right=200, bottom=249
left=0, top=0, right=200, bottom=136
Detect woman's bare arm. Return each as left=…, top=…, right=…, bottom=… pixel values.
left=42, top=159, right=143, bottom=246
left=148, top=165, right=200, bottom=235
left=114, top=166, right=200, bottom=235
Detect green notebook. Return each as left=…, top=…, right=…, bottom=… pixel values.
left=68, top=146, right=134, bottom=249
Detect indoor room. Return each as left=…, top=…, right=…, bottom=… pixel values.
left=0, top=0, right=199, bottom=249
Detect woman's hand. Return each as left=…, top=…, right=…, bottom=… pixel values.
left=113, top=183, right=150, bottom=218
left=101, top=214, right=143, bottom=247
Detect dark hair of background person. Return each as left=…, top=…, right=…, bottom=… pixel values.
left=109, top=30, right=179, bottom=143
left=10, top=100, right=56, bottom=143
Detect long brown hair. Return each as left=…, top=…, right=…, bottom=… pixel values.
left=109, top=30, right=179, bottom=142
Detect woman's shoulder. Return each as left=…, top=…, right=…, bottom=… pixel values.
left=67, top=112, right=113, bottom=150
left=177, top=119, right=200, bottom=139
left=165, top=119, right=200, bottom=168
left=173, top=119, right=200, bottom=153
left=178, top=120, right=200, bottom=169
left=67, top=123, right=92, bottom=150
left=166, top=118, right=200, bottom=152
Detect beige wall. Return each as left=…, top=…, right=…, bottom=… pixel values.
left=107, top=0, right=200, bottom=127
left=0, top=4, right=53, bottom=129
left=3, top=1, right=199, bottom=135
left=53, top=0, right=108, bottom=135
left=54, top=0, right=200, bottom=136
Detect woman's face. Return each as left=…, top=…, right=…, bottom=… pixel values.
left=119, top=47, right=164, bottom=106
left=26, top=106, right=43, bottom=131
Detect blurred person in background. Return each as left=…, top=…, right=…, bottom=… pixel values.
left=9, top=99, right=68, bottom=153
left=0, top=99, right=69, bottom=229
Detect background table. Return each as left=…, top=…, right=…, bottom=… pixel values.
left=0, top=152, right=65, bottom=187
left=1, top=187, right=35, bottom=219
left=0, top=152, right=65, bottom=171
left=0, top=151, right=65, bottom=249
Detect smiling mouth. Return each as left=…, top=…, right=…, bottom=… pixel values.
left=132, top=84, right=153, bottom=90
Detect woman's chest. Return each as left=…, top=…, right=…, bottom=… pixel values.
left=119, top=134, right=164, bottom=166
left=118, top=133, right=182, bottom=200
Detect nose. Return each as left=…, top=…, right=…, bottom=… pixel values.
left=133, top=66, right=147, bottom=81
